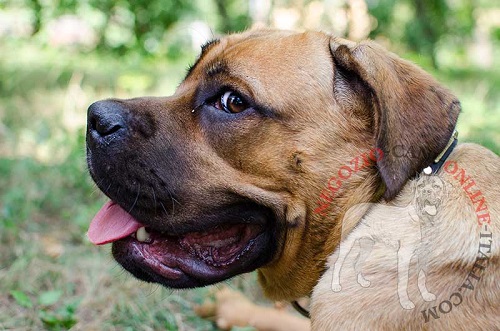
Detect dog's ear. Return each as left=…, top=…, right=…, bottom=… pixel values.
left=329, top=38, right=460, bottom=200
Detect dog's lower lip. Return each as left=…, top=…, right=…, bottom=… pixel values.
left=132, top=241, right=184, bottom=280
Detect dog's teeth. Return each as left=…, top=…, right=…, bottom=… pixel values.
left=136, top=227, right=151, bottom=242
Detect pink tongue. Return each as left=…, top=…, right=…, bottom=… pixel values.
left=87, top=201, right=143, bottom=245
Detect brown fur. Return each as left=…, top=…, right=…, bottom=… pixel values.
left=189, top=30, right=498, bottom=329
left=312, top=144, right=500, bottom=330
left=90, top=29, right=499, bottom=329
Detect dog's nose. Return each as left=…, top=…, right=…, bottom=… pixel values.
left=87, top=100, right=128, bottom=143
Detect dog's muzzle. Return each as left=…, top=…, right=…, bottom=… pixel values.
left=85, top=99, right=277, bottom=288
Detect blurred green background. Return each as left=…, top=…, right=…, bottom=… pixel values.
left=0, top=0, right=498, bottom=330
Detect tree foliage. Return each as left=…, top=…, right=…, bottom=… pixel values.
left=368, top=0, right=475, bottom=68
left=5, top=0, right=481, bottom=66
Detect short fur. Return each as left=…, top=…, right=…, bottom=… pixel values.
left=88, top=29, right=499, bottom=330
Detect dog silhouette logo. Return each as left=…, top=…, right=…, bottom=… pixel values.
left=331, top=175, right=447, bottom=309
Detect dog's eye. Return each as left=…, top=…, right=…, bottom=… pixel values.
left=214, top=91, right=249, bottom=113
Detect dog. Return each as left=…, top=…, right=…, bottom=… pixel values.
left=86, top=29, right=499, bottom=330
left=330, top=174, right=447, bottom=310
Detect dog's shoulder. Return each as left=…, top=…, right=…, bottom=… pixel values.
left=451, top=143, right=499, bottom=174
left=444, top=143, right=499, bottom=228
left=310, top=142, right=499, bottom=330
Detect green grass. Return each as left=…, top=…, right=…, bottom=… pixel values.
left=0, top=38, right=270, bottom=331
left=0, top=37, right=498, bottom=330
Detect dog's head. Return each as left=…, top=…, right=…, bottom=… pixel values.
left=414, top=175, right=446, bottom=217
left=86, top=29, right=459, bottom=299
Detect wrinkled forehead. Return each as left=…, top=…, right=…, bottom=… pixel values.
left=417, top=176, right=444, bottom=187
left=179, top=30, right=333, bottom=111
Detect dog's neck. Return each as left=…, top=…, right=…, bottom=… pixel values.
left=260, top=134, right=458, bottom=301
left=422, top=130, right=458, bottom=175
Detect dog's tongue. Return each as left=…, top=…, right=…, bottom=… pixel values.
left=87, top=201, right=143, bottom=245
left=424, top=204, right=437, bottom=216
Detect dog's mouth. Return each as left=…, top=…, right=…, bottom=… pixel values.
left=422, top=199, right=439, bottom=216
left=87, top=201, right=273, bottom=288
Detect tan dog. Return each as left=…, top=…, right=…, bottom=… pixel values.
left=86, top=29, right=499, bottom=330
left=330, top=175, right=447, bottom=310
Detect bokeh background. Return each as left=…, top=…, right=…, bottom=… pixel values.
left=0, top=0, right=499, bottom=330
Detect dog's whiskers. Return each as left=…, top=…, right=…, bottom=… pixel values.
left=169, top=190, right=181, bottom=217
left=151, top=186, right=157, bottom=216
left=170, top=194, right=176, bottom=216
left=128, top=184, right=141, bottom=214
left=159, top=201, right=169, bottom=217
left=89, top=180, right=105, bottom=197
left=105, top=181, right=113, bottom=193
left=145, top=283, right=161, bottom=297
